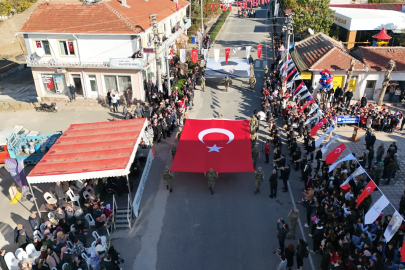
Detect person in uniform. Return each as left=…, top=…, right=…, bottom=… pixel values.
left=216, top=113, right=223, bottom=119
left=170, top=144, right=177, bottom=160
left=252, top=145, right=260, bottom=168
left=251, top=132, right=258, bottom=149
left=224, top=76, right=231, bottom=92
left=250, top=114, right=258, bottom=132
left=255, top=167, right=264, bottom=194
left=163, top=166, right=173, bottom=192
left=201, top=75, right=206, bottom=92
left=250, top=66, right=255, bottom=77
left=249, top=75, right=256, bottom=92
left=204, top=168, right=218, bottom=195
left=286, top=208, right=299, bottom=239
left=263, top=65, right=269, bottom=79
left=175, top=127, right=182, bottom=140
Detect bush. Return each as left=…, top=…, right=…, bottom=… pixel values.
left=0, top=0, right=36, bottom=16
left=188, top=62, right=196, bottom=70
left=172, top=79, right=186, bottom=95
left=210, top=10, right=231, bottom=43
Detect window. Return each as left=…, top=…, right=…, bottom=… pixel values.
left=104, top=75, right=132, bottom=93
left=34, top=40, right=51, bottom=56
left=58, top=40, right=75, bottom=56
left=366, top=80, right=376, bottom=89
left=88, top=75, right=98, bottom=92
left=0, top=146, right=5, bottom=152
left=41, top=74, right=67, bottom=95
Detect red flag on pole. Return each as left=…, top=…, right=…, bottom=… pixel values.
left=325, top=143, right=347, bottom=164
left=310, top=118, right=328, bottom=137
left=191, top=49, right=198, bottom=63
left=223, top=4, right=226, bottom=11
left=257, top=45, right=263, bottom=60
left=229, top=2, right=232, bottom=11
left=210, top=3, right=213, bottom=13
left=299, top=99, right=314, bottom=114
left=284, top=68, right=297, bottom=82
left=215, top=3, right=217, bottom=12
left=206, top=3, right=208, bottom=12
left=170, top=119, right=255, bottom=173
left=356, top=181, right=377, bottom=207
left=225, top=48, right=230, bottom=63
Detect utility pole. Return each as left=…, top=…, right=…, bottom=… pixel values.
left=166, top=45, right=172, bottom=96
left=284, top=14, right=293, bottom=63
left=149, top=14, right=163, bottom=92
left=200, top=0, right=204, bottom=34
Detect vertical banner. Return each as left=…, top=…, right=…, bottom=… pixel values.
left=229, top=3, right=232, bottom=10
left=191, top=49, right=198, bottom=63
left=180, top=49, right=186, bottom=63
left=384, top=211, right=402, bottom=242
left=257, top=45, right=263, bottom=60
left=215, top=3, right=217, bottom=12
left=223, top=3, right=226, bottom=11
left=8, top=183, right=22, bottom=204
left=4, top=159, right=25, bottom=190
left=246, top=46, right=251, bottom=63
left=365, top=195, right=390, bottom=224
left=17, top=159, right=27, bottom=193
left=201, top=49, right=208, bottom=61
left=133, top=149, right=155, bottom=217
left=206, top=3, right=208, bottom=12
left=211, top=3, right=213, bottom=13
left=225, top=48, right=231, bottom=63
left=214, top=49, right=220, bottom=62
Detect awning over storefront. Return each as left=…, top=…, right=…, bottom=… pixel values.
left=27, top=119, right=148, bottom=183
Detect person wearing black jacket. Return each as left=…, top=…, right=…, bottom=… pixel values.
left=296, top=239, right=308, bottom=270
left=277, top=219, right=290, bottom=255
left=334, top=86, right=344, bottom=104
left=299, top=198, right=314, bottom=228
left=345, top=89, right=353, bottom=105
left=361, top=94, right=368, bottom=108
left=101, top=254, right=120, bottom=270
left=367, top=146, right=374, bottom=168
left=315, top=149, right=323, bottom=171
left=281, top=164, right=291, bottom=192
left=310, top=222, right=324, bottom=254
left=307, top=138, right=315, bottom=161
left=269, top=169, right=278, bottom=198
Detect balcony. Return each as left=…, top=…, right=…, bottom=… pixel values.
left=25, top=55, right=111, bottom=68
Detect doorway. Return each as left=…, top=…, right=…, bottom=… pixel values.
left=365, top=80, right=376, bottom=100
left=72, top=75, right=84, bottom=96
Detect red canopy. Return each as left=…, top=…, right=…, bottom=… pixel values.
left=171, top=119, right=254, bottom=173
left=372, top=28, right=392, bottom=40
left=27, top=119, right=148, bottom=183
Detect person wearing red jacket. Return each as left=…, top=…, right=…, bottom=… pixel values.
left=264, top=139, right=271, bottom=163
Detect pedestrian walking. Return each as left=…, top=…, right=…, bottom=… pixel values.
left=163, top=166, right=173, bottom=192
left=252, top=145, right=260, bottom=168
left=286, top=208, right=299, bottom=239
left=204, top=168, right=218, bottom=195
left=284, top=244, right=295, bottom=270
left=107, top=89, right=112, bottom=106
left=134, top=103, right=144, bottom=118
left=277, top=254, right=287, bottom=270
left=69, top=84, right=76, bottom=102
left=277, top=218, right=290, bottom=254
left=269, top=169, right=278, bottom=198
left=254, top=167, right=264, bottom=194
left=170, top=144, right=177, bottom=160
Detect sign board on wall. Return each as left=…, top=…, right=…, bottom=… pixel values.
left=301, top=72, right=312, bottom=80
left=337, top=116, right=360, bottom=124
left=109, top=58, right=143, bottom=69
left=349, top=79, right=357, bottom=92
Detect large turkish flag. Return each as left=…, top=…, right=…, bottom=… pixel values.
left=171, top=119, right=254, bottom=173
left=325, top=143, right=346, bottom=164
left=310, top=118, right=327, bottom=137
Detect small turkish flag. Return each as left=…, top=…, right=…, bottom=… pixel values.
left=225, top=48, right=230, bottom=63
left=310, top=118, right=327, bottom=137
left=257, top=45, right=263, bottom=60
left=298, top=98, right=314, bottom=114
left=171, top=119, right=254, bottom=173
left=191, top=49, right=198, bottom=63
left=229, top=2, right=232, bottom=10
left=325, top=143, right=347, bottom=164
left=356, top=181, right=376, bottom=207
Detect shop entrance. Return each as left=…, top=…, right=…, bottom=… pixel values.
left=72, top=75, right=84, bottom=96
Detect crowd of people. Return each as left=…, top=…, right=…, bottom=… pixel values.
left=248, top=60, right=405, bottom=270
left=0, top=179, right=125, bottom=270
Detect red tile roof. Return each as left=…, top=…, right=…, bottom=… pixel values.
left=330, top=3, right=402, bottom=11
left=356, top=47, right=405, bottom=71
left=294, top=33, right=366, bottom=71
left=20, top=0, right=189, bottom=34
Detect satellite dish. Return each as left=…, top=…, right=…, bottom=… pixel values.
left=308, top=28, right=314, bottom=36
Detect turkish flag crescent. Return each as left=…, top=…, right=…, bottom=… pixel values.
left=191, top=49, right=198, bottom=63
left=171, top=119, right=254, bottom=173
left=357, top=181, right=377, bottom=207
left=257, top=45, right=263, bottom=60
left=210, top=3, right=213, bottom=13
left=310, top=118, right=327, bottom=137
left=225, top=48, right=230, bottom=63
left=325, top=143, right=347, bottom=165
left=298, top=99, right=314, bottom=114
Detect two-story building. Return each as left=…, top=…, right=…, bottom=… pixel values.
left=20, top=0, right=190, bottom=101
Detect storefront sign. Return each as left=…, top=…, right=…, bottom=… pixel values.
left=301, top=72, right=312, bottom=80
left=337, top=116, right=360, bottom=124
left=133, top=149, right=154, bottom=217
left=109, top=58, right=143, bottom=69
left=332, top=15, right=346, bottom=25
left=143, top=48, right=154, bottom=53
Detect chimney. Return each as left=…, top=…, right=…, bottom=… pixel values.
left=122, top=0, right=130, bottom=8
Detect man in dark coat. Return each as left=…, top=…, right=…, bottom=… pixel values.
left=269, top=169, right=278, bottom=198
left=361, top=94, right=368, bottom=108
left=55, top=182, right=65, bottom=207
left=29, top=213, right=41, bottom=232
left=68, top=84, right=76, bottom=101
left=277, top=218, right=290, bottom=255
left=17, top=229, right=28, bottom=249
left=280, top=164, right=291, bottom=192
left=345, top=89, right=354, bottom=105
left=0, top=249, right=8, bottom=270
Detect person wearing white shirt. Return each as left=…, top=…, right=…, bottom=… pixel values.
left=110, top=92, right=118, bottom=113
left=115, top=90, right=121, bottom=107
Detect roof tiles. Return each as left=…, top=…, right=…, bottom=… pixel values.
left=356, top=47, right=405, bottom=71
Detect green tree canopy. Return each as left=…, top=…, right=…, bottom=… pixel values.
left=293, top=0, right=334, bottom=36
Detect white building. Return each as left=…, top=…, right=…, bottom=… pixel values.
left=20, top=0, right=190, bottom=101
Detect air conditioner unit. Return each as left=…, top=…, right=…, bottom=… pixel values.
left=57, top=68, right=67, bottom=74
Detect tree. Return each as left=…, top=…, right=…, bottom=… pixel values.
left=377, top=60, right=396, bottom=106
left=343, top=58, right=356, bottom=93
left=281, top=0, right=297, bottom=10
left=292, top=0, right=334, bottom=37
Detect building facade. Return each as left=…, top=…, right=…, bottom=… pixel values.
left=20, top=0, right=190, bottom=101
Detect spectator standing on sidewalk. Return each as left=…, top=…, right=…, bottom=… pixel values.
left=394, top=88, right=401, bottom=103
left=376, top=143, right=384, bottom=164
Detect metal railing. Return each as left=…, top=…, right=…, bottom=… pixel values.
left=112, top=194, right=117, bottom=231
left=127, top=194, right=132, bottom=229
left=25, top=55, right=111, bottom=68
